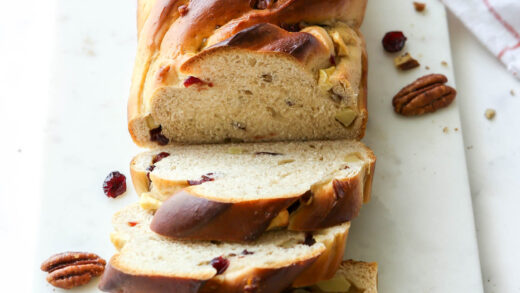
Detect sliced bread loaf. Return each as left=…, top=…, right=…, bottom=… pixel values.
left=99, top=204, right=350, bottom=293
left=291, top=260, right=378, bottom=293
left=129, top=0, right=368, bottom=146
left=130, top=140, right=375, bottom=241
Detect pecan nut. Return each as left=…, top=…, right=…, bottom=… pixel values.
left=392, top=74, right=456, bottom=116
left=41, top=252, right=106, bottom=289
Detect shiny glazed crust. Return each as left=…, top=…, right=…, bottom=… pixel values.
left=128, top=0, right=368, bottom=146
left=130, top=148, right=375, bottom=242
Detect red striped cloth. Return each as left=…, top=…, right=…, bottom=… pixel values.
left=442, top=0, right=520, bottom=79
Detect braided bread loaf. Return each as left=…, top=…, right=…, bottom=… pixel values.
left=128, top=0, right=368, bottom=146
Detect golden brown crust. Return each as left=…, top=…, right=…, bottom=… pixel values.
left=201, top=23, right=329, bottom=67
left=150, top=190, right=296, bottom=241
left=362, top=152, right=376, bottom=203
left=99, top=262, right=205, bottom=293
left=288, top=176, right=364, bottom=231
left=356, top=28, right=369, bottom=140
left=200, top=257, right=318, bottom=293
left=293, top=223, right=350, bottom=287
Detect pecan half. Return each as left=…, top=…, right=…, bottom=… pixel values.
left=41, top=252, right=106, bottom=289
left=392, top=74, right=456, bottom=116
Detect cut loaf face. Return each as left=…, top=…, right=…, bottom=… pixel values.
left=98, top=204, right=350, bottom=293
left=130, top=140, right=375, bottom=241
left=292, top=260, right=378, bottom=293
left=129, top=0, right=368, bottom=146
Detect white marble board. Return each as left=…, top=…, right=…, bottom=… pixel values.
left=33, top=0, right=484, bottom=292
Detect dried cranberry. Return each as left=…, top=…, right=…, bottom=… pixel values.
left=382, top=31, right=407, bottom=52
left=152, top=152, right=170, bottom=164
left=184, top=76, right=203, bottom=87
left=329, top=55, right=336, bottom=66
left=146, top=165, right=156, bottom=172
left=128, top=222, right=138, bottom=227
left=241, top=249, right=254, bottom=255
left=188, top=173, right=215, bottom=186
left=103, top=171, right=127, bottom=198
left=210, top=256, right=229, bottom=275
left=149, top=126, right=169, bottom=146
left=280, top=23, right=301, bottom=32
left=184, top=76, right=213, bottom=88
left=302, top=233, right=316, bottom=246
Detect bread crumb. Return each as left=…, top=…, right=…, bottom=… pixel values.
left=467, top=146, right=473, bottom=150
left=454, top=128, right=459, bottom=131
left=485, top=109, right=496, bottom=120
left=511, top=89, right=516, bottom=96
left=394, top=53, right=420, bottom=70
left=425, top=66, right=430, bottom=70
left=441, top=61, right=448, bottom=67
left=413, top=2, right=426, bottom=12
left=443, top=127, right=449, bottom=133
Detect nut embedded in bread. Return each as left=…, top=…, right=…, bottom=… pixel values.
left=98, top=204, right=350, bottom=293
left=128, top=0, right=368, bottom=146
left=129, top=140, right=375, bottom=241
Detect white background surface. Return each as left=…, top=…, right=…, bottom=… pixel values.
left=0, top=0, right=518, bottom=292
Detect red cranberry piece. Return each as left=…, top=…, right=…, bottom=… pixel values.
left=184, top=76, right=203, bottom=87
left=103, top=171, right=127, bottom=198
left=183, top=76, right=213, bottom=88
left=149, top=126, right=169, bottom=146
left=188, top=173, right=215, bottom=186
left=241, top=249, right=254, bottom=255
left=302, top=233, right=316, bottom=246
left=210, top=256, right=229, bottom=275
left=329, top=55, right=336, bottom=66
left=382, top=31, right=407, bottom=52
left=184, top=76, right=205, bottom=87
left=152, top=152, right=170, bottom=164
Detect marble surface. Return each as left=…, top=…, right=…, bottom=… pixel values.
left=0, top=0, right=518, bottom=292
left=448, top=13, right=520, bottom=293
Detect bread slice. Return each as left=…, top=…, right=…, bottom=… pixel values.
left=129, top=0, right=368, bottom=146
left=290, top=260, right=378, bottom=293
left=98, top=204, right=350, bottom=293
left=130, top=140, right=375, bottom=241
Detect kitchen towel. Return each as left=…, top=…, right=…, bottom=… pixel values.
left=442, top=0, right=520, bottom=79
